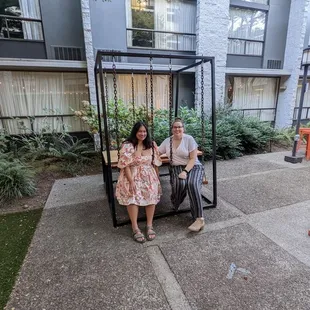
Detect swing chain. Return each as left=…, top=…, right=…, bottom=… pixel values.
left=131, top=72, right=135, bottom=123
left=104, top=71, right=109, bottom=105
left=201, top=61, right=205, bottom=165
left=145, top=73, right=148, bottom=125
left=112, top=56, right=120, bottom=158
left=104, top=71, right=109, bottom=130
left=169, top=58, right=173, bottom=165
left=150, top=57, right=154, bottom=139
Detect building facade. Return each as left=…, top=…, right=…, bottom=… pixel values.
left=0, top=0, right=89, bottom=134
left=1, top=0, right=310, bottom=134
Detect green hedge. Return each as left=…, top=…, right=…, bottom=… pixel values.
left=104, top=103, right=278, bottom=159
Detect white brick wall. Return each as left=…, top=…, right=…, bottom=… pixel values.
left=81, top=0, right=97, bottom=106
left=196, top=0, right=230, bottom=111
left=275, top=0, right=310, bottom=128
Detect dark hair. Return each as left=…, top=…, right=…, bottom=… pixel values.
left=124, top=121, right=153, bottom=149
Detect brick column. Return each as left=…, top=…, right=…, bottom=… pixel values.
left=81, top=0, right=97, bottom=106
left=275, top=0, right=310, bottom=128
left=196, top=0, right=230, bottom=111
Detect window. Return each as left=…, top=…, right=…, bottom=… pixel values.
left=227, top=76, right=278, bottom=122
left=0, top=71, right=89, bottom=134
left=0, top=0, right=43, bottom=41
left=228, top=8, right=266, bottom=56
left=126, top=0, right=196, bottom=51
left=295, top=79, right=310, bottom=120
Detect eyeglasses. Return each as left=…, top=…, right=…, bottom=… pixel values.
left=173, top=126, right=183, bottom=129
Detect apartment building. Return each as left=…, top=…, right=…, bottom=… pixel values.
left=1, top=0, right=310, bottom=135
left=0, top=0, right=89, bottom=134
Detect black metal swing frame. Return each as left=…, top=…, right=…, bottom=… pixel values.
left=94, top=50, right=217, bottom=227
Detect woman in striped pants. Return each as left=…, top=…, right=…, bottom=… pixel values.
left=158, top=118, right=205, bottom=232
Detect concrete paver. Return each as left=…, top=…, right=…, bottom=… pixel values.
left=160, top=223, right=310, bottom=310
left=5, top=151, right=310, bottom=310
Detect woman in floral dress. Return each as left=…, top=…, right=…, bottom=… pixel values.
left=115, top=121, right=162, bottom=243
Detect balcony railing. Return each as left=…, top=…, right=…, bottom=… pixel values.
left=232, top=107, right=276, bottom=123
left=0, top=14, right=44, bottom=41
left=127, top=28, right=196, bottom=51
left=0, top=114, right=75, bottom=134
left=228, top=38, right=264, bottom=56
left=293, top=107, right=310, bottom=121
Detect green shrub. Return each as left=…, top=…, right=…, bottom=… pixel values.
left=237, top=117, right=276, bottom=153
left=105, top=103, right=278, bottom=159
left=106, top=99, right=149, bottom=147
left=47, top=135, right=95, bottom=163
left=0, top=155, right=36, bottom=202
left=16, top=133, right=95, bottom=163
left=272, top=126, right=296, bottom=147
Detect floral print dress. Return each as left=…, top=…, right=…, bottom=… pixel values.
left=115, top=142, right=162, bottom=206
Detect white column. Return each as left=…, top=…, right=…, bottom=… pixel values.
left=81, top=0, right=97, bottom=106
left=196, top=0, right=230, bottom=111
left=275, top=0, right=310, bottom=128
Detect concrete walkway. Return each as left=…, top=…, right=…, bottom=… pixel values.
left=5, top=151, right=310, bottom=310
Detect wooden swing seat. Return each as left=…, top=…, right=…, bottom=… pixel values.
left=102, top=150, right=208, bottom=184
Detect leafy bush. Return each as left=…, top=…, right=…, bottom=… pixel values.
left=103, top=103, right=279, bottom=159
left=0, top=155, right=36, bottom=202
left=16, top=133, right=95, bottom=163
left=73, top=100, right=99, bottom=134
left=104, top=99, right=149, bottom=148
left=272, top=127, right=295, bottom=146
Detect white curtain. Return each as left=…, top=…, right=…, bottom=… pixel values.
left=19, top=0, right=43, bottom=40
left=154, top=0, right=196, bottom=50
left=0, top=71, right=89, bottom=134
left=101, top=74, right=169, bottom=110
left=228, top=8, right=265, bottom=55
left=228, top=39, right=263, bottom=55
left=231, top=77, right=278, bottom=121
left=126, top=0, right=132, bottom=46
left=295, top=79, right=310, bottom=119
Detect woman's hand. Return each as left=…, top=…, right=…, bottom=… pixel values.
left=178, top=171, right=187, bottom=180
left=129, top=180, right=136, bottom=194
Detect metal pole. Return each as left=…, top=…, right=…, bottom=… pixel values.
left=292, top=64, right=308, bottom=157
left=210, top=58, right=217, bottom=207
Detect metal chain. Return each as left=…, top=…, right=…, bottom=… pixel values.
left=169, top=58, right=173, bottom=166
left=201, top=62, right=205, bottom=166
left=150, top=57, right=154, bottom=140
left=131, top=72, right=135, bottom=123
left=112, top=56, right=120, bottom=159
left=104, top=71, right=109, bottom=131
left=145, top=73, right=148, bottom=125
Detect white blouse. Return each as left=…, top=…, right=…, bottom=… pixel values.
left=158, top=134, right=201, bottom=166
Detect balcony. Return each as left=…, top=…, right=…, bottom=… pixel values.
left=127, top=28, right=196, bottom=52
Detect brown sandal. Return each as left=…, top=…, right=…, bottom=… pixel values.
left=145, top=226, right=156, bottom=241
left=132, top=229, right=146, bottom=243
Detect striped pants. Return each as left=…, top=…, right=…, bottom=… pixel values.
left=169, top=164, right=204, bottom=219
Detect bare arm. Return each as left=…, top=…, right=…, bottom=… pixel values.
left=185, top=148, right=197, bottom=172
left=124, top=166, right=135, bottom=194
left=154, top=165, right=159, bottom=177
left=178, top=148, right=197, bottom=180
left=124, top=166, right=133, bottom=182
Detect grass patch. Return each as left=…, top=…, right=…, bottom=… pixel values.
left=0, top=209, right=42, bottom=309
